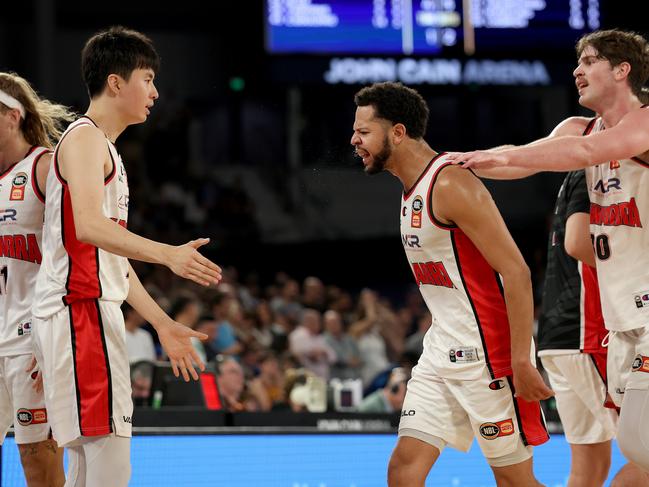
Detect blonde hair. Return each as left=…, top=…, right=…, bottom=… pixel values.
left=0, top=72, right=76, bottom=149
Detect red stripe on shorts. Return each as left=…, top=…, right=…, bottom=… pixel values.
left=69, top=300, right=113, bottom=437
left=507, top=376, right=549, bottom=447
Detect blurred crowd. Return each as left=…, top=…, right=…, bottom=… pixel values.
left=125, top=265, right=431, bottom=414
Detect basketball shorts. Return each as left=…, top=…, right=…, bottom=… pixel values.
left=398, top=365, right=549, bottom=460
left=0, top=353, right=51, bottom=444
left=541, top=352, right=617, bottom=444
left=32, top=300, right=132, bottom=447
left=607, top=326, right=649, bottom=408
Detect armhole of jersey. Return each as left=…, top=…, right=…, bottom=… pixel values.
left=631, top=156, right=649, bottom=168
left=31, top=148, right=51, bottom=204
left=104, top=143, right=116, bottom=184
left=54, top=121, right=100, bottom=186
left=426, top=161, right=458, bottom=231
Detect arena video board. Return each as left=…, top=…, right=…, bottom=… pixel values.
left=265, top=0, right=601, bottom=55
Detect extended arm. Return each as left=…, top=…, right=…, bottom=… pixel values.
left=59, top=126, right=221, bottom=286
left=434, top=166, right=554, bottom=401
left=126, top=263, right=207, bottom=381
left=465, top=116, right=594, bottom=177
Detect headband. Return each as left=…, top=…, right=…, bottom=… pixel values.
left=0, top=88, right=26, bottom=119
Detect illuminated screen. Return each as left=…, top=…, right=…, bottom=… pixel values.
left=265, top=0, right=601, bottom=55
left=1, top=434, right=628, bottom=486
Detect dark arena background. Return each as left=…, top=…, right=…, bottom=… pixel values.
left=0, top=1, right=646, bottom=485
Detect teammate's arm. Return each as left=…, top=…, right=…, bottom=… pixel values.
left=126, top=263, right=207, bottom=381
left=58, top=125, right=221, bottom=287
left=434, top=166, right=554, bottom=401
left=565, top=213, right=596, bottom=268
left=466, top=117, right=592, bottom=178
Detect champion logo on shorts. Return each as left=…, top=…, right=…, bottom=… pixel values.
left=632, top=355, right=649, bottom=373
left=16, top=408, right=47, bottom=426
left=479, top=419, right=515, bottom=440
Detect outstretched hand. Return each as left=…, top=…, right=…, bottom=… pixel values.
left=166, top=238, right=222, bottom=287
left=512, top=361, right=554, bottom=402
left=158, top=321, right=208, bottom=382
left=446, top=150, right=510, bottom=170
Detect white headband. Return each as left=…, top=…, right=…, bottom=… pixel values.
left=0, top=88, right=26, bottom=119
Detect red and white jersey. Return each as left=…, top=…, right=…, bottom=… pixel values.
left=585, top=116, right=649, bottom=331
left=33, top=117, right=130, bottom=319
left=0, top=146, right=49, bottom=356
left=401, top=153, right=512, bottom=380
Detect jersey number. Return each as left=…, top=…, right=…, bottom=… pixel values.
left=591, top=234, right=611, bottom=260
left=0, top=266, right=6, bottom=295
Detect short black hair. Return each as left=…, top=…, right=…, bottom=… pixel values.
left=81, top=26, right=160, bottom=99
left=354, top=82, right=429, bottom=139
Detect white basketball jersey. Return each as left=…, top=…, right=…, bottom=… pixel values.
left=0, top=146, right=50, bottom=356
left=585, top=116, right=649, bottom=331
left=401, top=153, right=512, bottom=380
left=33, top=117, right=130, bottom=319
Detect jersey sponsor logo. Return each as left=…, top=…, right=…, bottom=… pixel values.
left=479, top=419, right=514, bottom=440
left=411, top=260, right=454, bottom=288
left=610, top=160, right=620, bottom=170
left=0, top=234, right=42, bottom=263
left=632, top=355, right=649, bottom=373
left=118, top=194, right=129, bottom=211
left=402, top=234, right=421, bottom=248
left=411, top=196, right=423, bottom=228
left=590, top=198, right=642, bottom=228
left=489, top=379, right=506, bottom=390
left=16, top=408, right=47, bottom=426
left=592, top=177, right=622, bottom=194
left=633, top=291, right=649, bottom=309
left=17, top=321, right=32, bottom=336
left=9, top=172, right=28, bottom=201
left=0, top=208, right=17, bottom=222
left=400, top=409, right=416, bottom=417
left=449, top=346, right=480, bottom=363
left=110, top=217, right=128, bottom=228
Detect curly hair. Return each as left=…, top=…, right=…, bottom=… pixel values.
left=576, top=29, right=649, bottom=98
left=354, top=82, right=429, bottom=139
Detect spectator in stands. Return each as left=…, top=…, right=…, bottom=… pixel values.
left=210, top=293, right=243, bottom=357
left=349, top=289, right=392, bottom=387
left=271, top=278, right=303, bottom=323
left=302, top=276, right=327, bottom=312
left=289, top=309, right=337, bottom=380
left=323, top=310, right=362, bottom=381
left=404, top=312, right=432, bottom=358
left=247, top=351, right=286, bottom=411
left=216, top=356, right=246, bottom=412
left=357, top=368, right=409, bottom=413
left=123, top=302, right=157, bottom=363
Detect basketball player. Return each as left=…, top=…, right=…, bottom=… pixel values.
left=0, top=72, right=73, bottom=486
left=351, top=82, right=553, bottom=487
left=451, top=29, right=649, bottom=472
left=537, top=168, right=618, bottom=487
left=30, top=27, right=222, bottom=486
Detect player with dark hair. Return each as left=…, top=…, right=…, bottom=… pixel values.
left=352, top=81, right=552, bottom=487
left=30, top=26, right=222, bottom=486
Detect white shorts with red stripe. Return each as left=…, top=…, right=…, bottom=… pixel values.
left=541, top=352, right=617, bottom=444
left=32, top=299, right=132, bottom=447
left=398, top=365, right=549, bottom=458
left=607, top=326, right=649, bottom=407
left=0, top=354, right=51, bottom=445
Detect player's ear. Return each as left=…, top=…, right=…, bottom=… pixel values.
left=392, top=123, right=407, bottom=144
left=614, top=61, right=631, bottom=81
left=106, top=74, right=121, bottom=95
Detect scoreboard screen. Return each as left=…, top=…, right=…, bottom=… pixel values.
left=265, top=0, right=601, bottom=55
